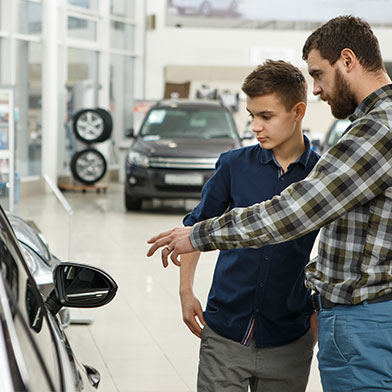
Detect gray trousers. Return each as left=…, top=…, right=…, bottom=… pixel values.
left=197, top=324, right=314, bottom=392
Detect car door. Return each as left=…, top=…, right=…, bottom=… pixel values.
left=0, top=207, right=67, bottom=391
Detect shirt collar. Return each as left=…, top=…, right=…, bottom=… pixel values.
left=260, top=134, right=313, bottom=169
left=349, top=83, right=392, bottom=122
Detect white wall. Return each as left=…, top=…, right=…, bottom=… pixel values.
left=140, top=0, right=392, bottom=138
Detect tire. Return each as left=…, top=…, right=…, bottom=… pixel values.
left=95, top=108, right=113, bottom=141
left=125, top=193, right=142, bottom=211
left=72, top=108, right=112, bottom=144
left=70, top=149, right=107, bottom=185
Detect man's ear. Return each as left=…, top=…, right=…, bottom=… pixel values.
left=340, top=48, right=356, bottom=72
left=294, top=102, right=306, bottom=121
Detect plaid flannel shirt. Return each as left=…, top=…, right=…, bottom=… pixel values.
left=190, top=84, right=392, bottom=305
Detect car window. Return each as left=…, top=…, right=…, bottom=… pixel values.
left=327, top=119, right=351, bottom=147
left=140, top=108, right=237, bottom=139
left=0, top=217, right=61, bottom=391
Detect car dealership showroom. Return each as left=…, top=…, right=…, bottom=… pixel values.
left=1, top=0, right=392, bottom=391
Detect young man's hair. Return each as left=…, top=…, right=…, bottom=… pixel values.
left=302, top=15, right=385, bottom=72
left=242, top=60, right=307, bottom=111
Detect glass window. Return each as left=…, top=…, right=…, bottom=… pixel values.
left=110, top=0, right=135, bottom=19
left=140, top=108, right=237, bottom=139
left=110, top=54, right=134, bottom=147
left=67, top=16, right=97, bottom=41
left=0, top=38, right=10, bottom=85
left=0, top=39, right=2, bottom=84
left=0, top=0, right=3, bottom=31
left=68, top=0, right=98, bottom=10
left=66, top=48, right=98, bottom=159
left=17, top=0, right=42, bottom=35
left=15, top=40, right=42, bottom=177
left=110, top=21, right=134, bottom=51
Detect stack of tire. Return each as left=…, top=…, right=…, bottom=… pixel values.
left=70, top=108, right=112, bottom=185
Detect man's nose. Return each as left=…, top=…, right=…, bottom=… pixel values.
left=252, top=119, right=263, bottom=133
left=313, top=83, right=322, bottom=96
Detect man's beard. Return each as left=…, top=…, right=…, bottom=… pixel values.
left=324, top=69, right=357, bottom=119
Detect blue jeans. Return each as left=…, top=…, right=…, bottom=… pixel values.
left=317, top=300, right=392, bottom=391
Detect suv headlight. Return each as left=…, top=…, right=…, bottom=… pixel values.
left=127, top=150, right=149, bottom=168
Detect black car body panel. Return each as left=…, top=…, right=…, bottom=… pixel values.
left=0, top=206, right=117, bottom=391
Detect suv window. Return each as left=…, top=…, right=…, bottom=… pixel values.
left=0, top=218, right=60, bottom=391
left=140, top=108, right=237, bottom=139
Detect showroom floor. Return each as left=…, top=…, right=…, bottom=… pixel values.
left=16, top=182, right=322, bottom=392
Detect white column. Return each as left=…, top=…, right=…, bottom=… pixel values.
left=134, top=0, right=147, bottom=100
left=41, top=0, right=59, bottom=188
left=98, top=0, right=110, bottom=109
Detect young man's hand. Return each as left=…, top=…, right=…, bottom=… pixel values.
left=180, top=291, right=206, bottom=338
left=147, top=226, right=195, bottom=267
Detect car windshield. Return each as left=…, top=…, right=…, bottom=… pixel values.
left=139, top=108, right=237, bottom=139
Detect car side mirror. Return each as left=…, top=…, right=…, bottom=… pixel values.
left=124, top=128, right=135, bottom=138
left=241, top=130, right=254, bottom=140
left=46, top=262, right=118, bottom=315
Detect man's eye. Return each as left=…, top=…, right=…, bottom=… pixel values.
left=262, top=116, right=271, bottom=120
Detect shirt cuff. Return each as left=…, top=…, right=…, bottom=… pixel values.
left=190, top=220, right=218, bottom=252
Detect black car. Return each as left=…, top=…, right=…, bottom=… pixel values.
left=124, top=99, right=250, bottom=210
left=0, top=205, right=118, bottom=391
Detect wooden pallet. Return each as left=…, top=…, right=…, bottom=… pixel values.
left=58, top=182, right=108, bottom=193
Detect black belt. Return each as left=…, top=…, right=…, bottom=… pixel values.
left=311, top=291, right=392, bottom=311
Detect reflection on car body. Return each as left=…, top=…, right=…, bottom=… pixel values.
left=0, top=205, right=118, bottom=391
left=7, top=213, right=60, bottom=298
left=124, top=99, right=251, bottom=210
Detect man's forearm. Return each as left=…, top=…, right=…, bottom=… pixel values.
left=189, top=132, right=392, bottom=253
left=179, top=251, right=201, bottom=296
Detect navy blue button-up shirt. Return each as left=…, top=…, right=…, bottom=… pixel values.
left=183, top=136, right=319, bottom=348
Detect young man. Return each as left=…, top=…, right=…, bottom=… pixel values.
left=147, top=16, right=392, bottom=391
left=179, top=60, right=319, bottom=391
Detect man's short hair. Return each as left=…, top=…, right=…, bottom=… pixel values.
left=242, top=60, right=307, bottom=111
left=302, top=15, right=384, bottom=72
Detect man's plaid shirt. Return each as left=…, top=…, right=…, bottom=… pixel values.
left=190, top=84, right=392, bottom=305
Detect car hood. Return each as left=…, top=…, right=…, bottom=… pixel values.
left=132, top=137, right=239, bottom=158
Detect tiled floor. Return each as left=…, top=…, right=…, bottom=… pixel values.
left=16, top=182, right=322, bottom=392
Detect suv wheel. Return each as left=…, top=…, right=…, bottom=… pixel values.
left=125, top=193, right=142, bottom=211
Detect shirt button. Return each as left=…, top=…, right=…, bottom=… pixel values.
left=264, top=256, right=269, bottom=260
left=255, top=308, right=260, bottom=313
left=259, top=282, right=264, bottom=288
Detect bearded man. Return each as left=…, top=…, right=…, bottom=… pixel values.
left=148, top=16, right=392, bottom=392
